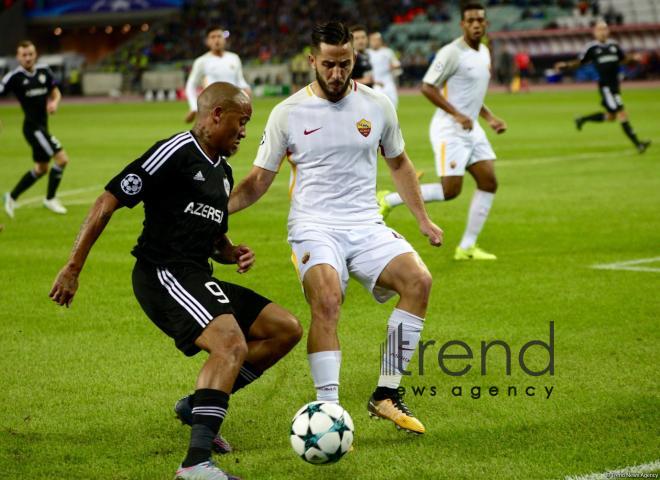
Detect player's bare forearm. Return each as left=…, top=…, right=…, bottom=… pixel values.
left=211, top=234, right=234, bottom=264
left=479, top=105, right=494, bottom=121
left=228, top=166, right=276, bottom=214
left=386, top=152, right=431, bottom=224
left=48, top=87, right=61, bottom=113
left=50, top=191, right=120, bottom=306
left=422, top=83, right=472, bottom=129
left=421, top=83, right=458, bottom=116
left=67, top=191, right=120, bottom=272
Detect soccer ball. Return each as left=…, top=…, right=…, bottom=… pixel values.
left=290, top=401, right=354, bottom=464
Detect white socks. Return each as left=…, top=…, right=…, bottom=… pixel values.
left=378, top=308, right=425, bottom=389
left=308, top=351, right=341, bottom=403
left=459, top=190, right=495, bottom=249
left=384, top=183, right=445, bottom=208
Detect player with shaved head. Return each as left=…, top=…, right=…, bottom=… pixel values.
left=50, top=82, right=302, bottom=480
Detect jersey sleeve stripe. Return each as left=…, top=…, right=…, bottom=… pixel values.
left=144, top=137, right=194, bottom=175
left=142, top=132, right=190, bottom=170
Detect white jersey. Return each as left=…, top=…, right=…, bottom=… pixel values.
left=185, top=51, right=249, bottom=111
left=254, top=81, right=405, bottom=229
left=423, top=37, right=491, bottom=127
left=367, top=47, right=398, bottom=87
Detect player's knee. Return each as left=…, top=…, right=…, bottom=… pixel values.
left=478, top=177, right=498, bottom=193
left=223, top=333, right=248, bottom=365
left=406, top=269, right=433, bottom=305
left=281, top=311, right=303, bottom=346
left=311, top=293, right=341, bottom=325
left=34, top=164, right=48, bottom=176
left=606, top=113, right=616, bottom=121
left=442, top=182, right=461, bottom=200
left=55, top=152, right=69, bottom=167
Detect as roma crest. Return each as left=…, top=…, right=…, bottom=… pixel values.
left=356, top=119, right=371, bottom=137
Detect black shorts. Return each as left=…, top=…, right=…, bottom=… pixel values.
left=599, top=84, right=624, bottom=113
left=23, top=124, right=62, bottom=162
left=132, top=260, right=271, bottom=356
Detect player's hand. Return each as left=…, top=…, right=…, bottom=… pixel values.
left=47, top=100, right=58, bottom=115
left=49, top=264, right=80, bottom=307
left=233, top=245, right=255, bottom=273
left=554, top=61, right=566, bottom=71
left=489, top=116, right=507, bottom=134
left=419, top=219, right=443, bottom=247
left=184, top=111, right=196, bottom=123
left=453, top=112, right=473, bottom=131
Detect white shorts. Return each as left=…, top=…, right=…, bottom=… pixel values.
left=430, top=116, right=496, bottom=177
left=288, top=223, right=415, bottom=303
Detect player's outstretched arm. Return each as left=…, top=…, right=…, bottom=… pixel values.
left=480, top=105, right=507, bottom=134
left=50, top=191, right=121, bottom=307
left=211, top=234, right=255, bottom=274
left=385, top=151, right=443, bottom=247
left=228, top=166, right=277, bottom=214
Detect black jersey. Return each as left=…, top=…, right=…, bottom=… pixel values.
left=352, top=51, right=374, bottom=87
left=579, top=41, right=624, bottom=87
left=0, top=64, right=56, bottom=128
left=106, top=131, right=234, bottom=270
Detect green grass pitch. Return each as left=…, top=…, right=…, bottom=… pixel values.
left=0, top=87, right=658, bottom=479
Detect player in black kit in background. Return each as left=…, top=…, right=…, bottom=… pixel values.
left=350, top=25, right=374, bottom=87
left=556, top=20, right=650, bottom=153
left=50, top=82, right=302, bottom=480
left=1, top=40, right=71, bottom=218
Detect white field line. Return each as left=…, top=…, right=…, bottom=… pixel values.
left=497, top=149, right=632, bottom=167
left=564, top=459, right=660, bottom=480
left=15, top=185, right=103, bottom=207
left=591, top=256, right=660, bottom=273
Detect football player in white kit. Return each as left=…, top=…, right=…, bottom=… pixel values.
left=367, top=32, right=402, bottom=108
left=379, top=2, right=507, bottom=260
left=184, top=26, right=251, bottom=123
left=229, top=22, right=443, bottom=434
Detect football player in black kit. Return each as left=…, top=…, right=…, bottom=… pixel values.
left=350, top=25, right=374, bottom=87
left=556, top=20, right=650, bottom=153
left=50, top=82, right=302, bottom=480
left=1, top=40, right=70, bottom=218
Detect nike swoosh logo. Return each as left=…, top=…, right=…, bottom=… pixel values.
left=304, top=127, right=322, bottom=135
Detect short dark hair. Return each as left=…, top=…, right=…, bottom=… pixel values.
left=205, top=25, right=224, bottom=37
left=461, top=2, right=485, bottom=18
left=349, top=24, right=367, bottom=34
left=17, top=40, right=35, bottom=50
left=311, top=21, right=352, bottom=53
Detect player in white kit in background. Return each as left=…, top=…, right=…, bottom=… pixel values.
left=184, top=25, right=251, bottom=123
left=229, top=22, right=443, bottom=435
left=379, top=2, right=507, bottom=260
left=367, top=32, right=402, bottom=108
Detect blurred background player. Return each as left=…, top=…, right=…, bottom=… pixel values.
left=378, top=2, right=506, bottom=261
left=2, top=40, right=70, bottom=218
left=350, top=25, right=374, bottom=87
left=229, top=21, right=443, bottom=435
left=184, top=25, right=251, bottom=123
left=367, top=32, right=401, bottom=108
left=50, top=83, right=301, bottom=480
left=513, top=49, right=534, bottom=93
left=556, top=20, right=650, bottom=154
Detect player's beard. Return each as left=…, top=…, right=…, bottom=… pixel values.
left=315, top=68, right=351, bottom=102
